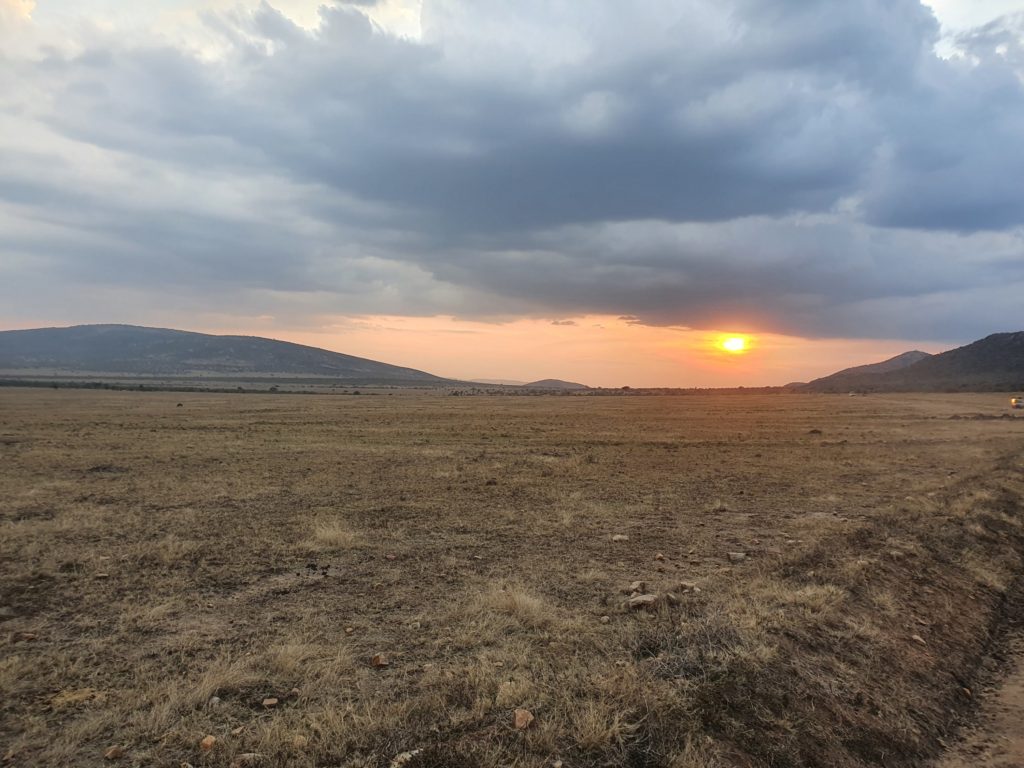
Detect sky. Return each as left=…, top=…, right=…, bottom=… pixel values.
left=1, top=0, right=1022, bottom=387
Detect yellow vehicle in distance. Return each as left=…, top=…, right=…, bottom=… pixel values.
left=1012, top=396, right=1023, bottom=409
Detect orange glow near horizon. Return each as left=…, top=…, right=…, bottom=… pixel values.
left=191, top=314, right=947, bottom=389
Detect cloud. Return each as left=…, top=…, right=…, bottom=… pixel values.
left=0, top=0, right=33, bottom=20
left=0, top=0, right=1022, bottom=341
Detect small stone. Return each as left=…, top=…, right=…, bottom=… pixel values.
left=371, top=653, right=389, bottom=668
left=94, top=573, right=110, bottom=579
left=514, top=708, right=535, bottom=730
left=385, top=554, right=397, bottom=561
left=262, top=697, right=279, bottom=708
left=208, top=696, right=222, bottom=709
left=344, top=627, right=354, bottom=635
left=103, top=746, right=125, bottom=760
left=627, top=594, right=658, bottom=610
left=626, top=580, right=646, bottom=594
left=553, top=762, right=564, bottom=768
left=911, top=634, right=927, bottom=646
left=199, top=735, right=216, bottom=752
left=231, top=727, right=245, bottom=737
left=600, top=615, right=611, bottom=624
left=727, top=552, right=747, bottom=563
left=654, top=553, right=665, bottom=561
left=611, top=534, right=629, bottom=542
left=289, top=687, right=301, bottom=699
left=676, top=581, right=698, bottom=592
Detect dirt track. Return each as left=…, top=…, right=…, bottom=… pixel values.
left=938, top=634, right=1024, bottom=768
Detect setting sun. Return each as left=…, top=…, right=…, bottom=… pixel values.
left=720, top=336, right=749, bottom=354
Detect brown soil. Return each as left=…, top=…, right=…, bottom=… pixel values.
left=937, top=633, right=1024, bottom=768
left=2, top=389, right=1023, bottom=767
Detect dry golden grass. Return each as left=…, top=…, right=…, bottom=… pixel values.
left=1, top=389, right=1023, bottom=767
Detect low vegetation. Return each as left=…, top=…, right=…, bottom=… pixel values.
left=1, top=390, right=1023, bottom=767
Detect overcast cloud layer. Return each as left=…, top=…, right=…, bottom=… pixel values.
left=1, top=0, right=1023, bottom=340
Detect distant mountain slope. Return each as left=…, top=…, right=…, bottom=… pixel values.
left=524, top=379, right=589, bottom=390
left=804, top=350, right=931, bottom=390
left=0, top=325, right=453, bottom=384
left=804, top=333, right=1024, bottom=392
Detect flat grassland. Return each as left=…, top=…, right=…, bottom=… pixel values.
left=2, top=390, right=1023, bottom=768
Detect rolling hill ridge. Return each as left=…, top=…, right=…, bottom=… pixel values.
left=0, top=325, right=454, bottom=385
left=804, top=333, right=1024, bottom=392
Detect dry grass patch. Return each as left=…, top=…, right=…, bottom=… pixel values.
left=2, top=389, right=1024, bottom=767
left=311, top=518, right=361, bottom=549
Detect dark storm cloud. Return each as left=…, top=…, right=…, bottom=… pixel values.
left=1, top=0, right=1022, bottom=339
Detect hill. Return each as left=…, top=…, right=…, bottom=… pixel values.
left=802, top=350, right=931, bottom=391
left=523, top=378, right=590, bottom=390
left=804, top=333, right=1024, bottom=392
left=0, top=325, right=454, bottom=385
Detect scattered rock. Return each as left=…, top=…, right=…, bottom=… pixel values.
left=344, top=627, right=355, bottom=635
left=103, top=746, right=125, bottom=760
left=199, top=735, right=216, bottom=752
left=911, top=634, right=927, bottom=646
left=654, top=553, right=665, bottom=561
left=514, top=708, right=535, bottom=730
left=288, top=687, right=301, bottom=699
left=390, top=750, right=423, bottom=768
left=611, top=534, right=629, bottom=542
left=962, top=687, right=973, bottom=698
left=231, top=726, right=245, bottom=737
left=664, top=593, right=680, bottom=606
left=599, top=615, right=611, bottom=624
left=553, top=762, right=563, bottom=768
left=385, top=554, right=397, bottom=561
left=208, top=696, right=222, bottom=709
left=262, top=697, right=279, bottom=708
left=727, top=552, right=747, bottom=563
left=625, top=580, right=646, bottom=594
left=94, top=573, right=110, bottom=579
left=371, top=653, right=389, bottom=668
left=628, top=594, right=659, bottom=610
left=675, top=581, right=699, bottom=592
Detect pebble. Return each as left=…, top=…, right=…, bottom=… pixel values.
left=514, top=708, right=535, bottom=730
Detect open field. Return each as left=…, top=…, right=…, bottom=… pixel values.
left=2, top=389, right=1024, bottom=768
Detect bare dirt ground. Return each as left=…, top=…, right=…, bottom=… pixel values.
left=937, top=630, right=1024, bottom=768
left=1, top=390, right=1023, bottom=767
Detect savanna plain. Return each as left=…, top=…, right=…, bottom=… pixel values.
left=2, top=390, right=1023, bottom=768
